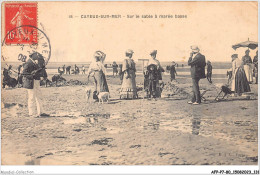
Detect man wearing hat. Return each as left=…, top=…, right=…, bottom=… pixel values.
left=22, top=52, right=48, bottom=117
left=188, top=46, right=206, bottom=105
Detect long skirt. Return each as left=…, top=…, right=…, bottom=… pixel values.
left=93, top=71, right=109, bottom=94
left=120, top=71, right=137, bottom=99
left=233, top=67, right=251, bottom=95
left=243, top=64, right=253, bottom=82
left=170, top=72, right=176, bottom=80
left=147, top=79, right=161, bottom=98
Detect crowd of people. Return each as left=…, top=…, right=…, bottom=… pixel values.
left=58, top=64, right=83, bottom=75
left=2, top=46, right=258, bottom=116
left=230, top=50, right=258, bottom=96
left=85, top=49, right=166, bottom=100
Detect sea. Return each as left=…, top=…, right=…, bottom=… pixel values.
left=1, top=61, right=232, bottom=79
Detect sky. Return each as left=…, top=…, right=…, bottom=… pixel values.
left=2, top=1, right=258, bottom=63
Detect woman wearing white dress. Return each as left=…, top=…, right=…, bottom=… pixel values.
left=120, top=49, right=138, bottom=99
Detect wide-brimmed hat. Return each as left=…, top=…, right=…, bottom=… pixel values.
left=191, top=45, right=200, bottom=52
left=94, top=51, right=104, bottom=58
left=150, top=50, right=157, bottom=55
left=126, top=49, right=134, bottom=55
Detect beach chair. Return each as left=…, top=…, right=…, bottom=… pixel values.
left=215, top=85, right=232, bottom=101
left=200, top=90, right=207, bottom=101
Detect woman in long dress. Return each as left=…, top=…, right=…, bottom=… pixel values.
left=87, top=51, right=109, bottom=99
left=120, top=49, right=138, bottom=99
left=170, top=61, right=177, bottom=81
left=231, top=54, right=250, bottom=96
left=145, top=50, right=164, bottom=98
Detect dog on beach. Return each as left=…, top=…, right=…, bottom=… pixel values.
left=98, top=92, right=110, bottom=104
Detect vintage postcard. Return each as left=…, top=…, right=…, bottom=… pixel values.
left=1, top=0, right=259, bottom=174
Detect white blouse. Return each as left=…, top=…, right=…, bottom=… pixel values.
left=87, top=61, right=106, bottom=75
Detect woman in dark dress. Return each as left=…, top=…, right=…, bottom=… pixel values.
left=206, top=61, right=213, bottom=83
left=170, top=61, right=177, bottom=81
left=144, top=64, right=159, bottom=98
left=118, top=64, right=123, bottom=84
left=231, top=54, right=250, bottom=96
left=112, top=61, right=118, bottom=77
left=145, top=50, right=164, bottom=98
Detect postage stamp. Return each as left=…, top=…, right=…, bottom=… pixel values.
left=2, top=25, right=51, bottom=64
left=4, top=2, right=38, bottom=44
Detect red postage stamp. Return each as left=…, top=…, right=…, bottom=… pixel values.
left=4, top=2, right=38, bottom=44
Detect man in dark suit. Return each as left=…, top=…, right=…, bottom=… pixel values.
left=23, top=52, right=49, bottom=117
left=188, top=46, right=206, bottom=105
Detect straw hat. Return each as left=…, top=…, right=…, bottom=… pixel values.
left=94, top=51, right=103, bottom=58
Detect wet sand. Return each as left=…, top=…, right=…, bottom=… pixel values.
left=1, top=74, right=258, bottom=165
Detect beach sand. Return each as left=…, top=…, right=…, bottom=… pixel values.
left=1, top=73, right=258, bottom=165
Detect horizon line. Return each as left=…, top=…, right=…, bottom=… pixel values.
left=1, top=61, right=232, bottom=63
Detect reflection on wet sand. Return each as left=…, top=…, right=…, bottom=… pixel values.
left=1, top=153, right=41, bottom=165
left=25, top=159, right=41, bottom=165
left=191, top=117, right=201, bottom=135
left=1, top=80, right=258, bottom=165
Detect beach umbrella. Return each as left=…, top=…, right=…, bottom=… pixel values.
left=232, top=38, right=258, bottom=50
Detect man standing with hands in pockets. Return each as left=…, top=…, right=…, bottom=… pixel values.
left=188, top=46, right=206, bottom=105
